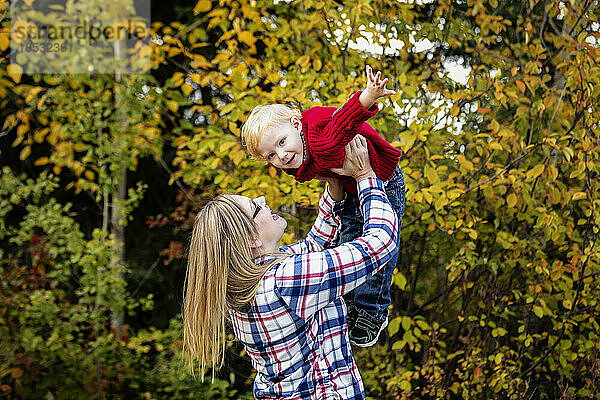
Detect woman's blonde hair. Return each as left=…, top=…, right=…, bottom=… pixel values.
left=241, top=104, right=301, bottom=160
left=182, top=194, right=276, bottom=380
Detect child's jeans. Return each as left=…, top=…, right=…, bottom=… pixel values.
left=341, top=165, right=405, bottom=325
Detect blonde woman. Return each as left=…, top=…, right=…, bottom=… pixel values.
left=183, top=136, right=401, bottom=399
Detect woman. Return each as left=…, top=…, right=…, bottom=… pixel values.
left=183, top=136, right=401, bottom=399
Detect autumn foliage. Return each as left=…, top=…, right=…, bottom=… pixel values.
left=1, top=0, right=599, bottom=399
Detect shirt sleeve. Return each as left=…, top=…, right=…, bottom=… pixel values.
left=275, top=178, right=399, bottom=320
left=280, top=189, right=344, bottom=254
left=311, top=91, right=378, bottom=157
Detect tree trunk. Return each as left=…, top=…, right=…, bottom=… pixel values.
left=110, top=36, right=127, bottom=340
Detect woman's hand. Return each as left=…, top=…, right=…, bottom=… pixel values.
left=330, top=135, right=375, bottom=181
left=359, top=65, right=396, bottom=110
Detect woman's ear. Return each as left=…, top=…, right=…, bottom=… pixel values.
left=249, top=238, right=262, bottom=249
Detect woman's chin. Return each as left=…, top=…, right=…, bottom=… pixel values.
left=278, top=221, right=288, bottom=239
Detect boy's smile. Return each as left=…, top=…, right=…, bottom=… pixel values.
left=256, top=116, right=305, bottom=169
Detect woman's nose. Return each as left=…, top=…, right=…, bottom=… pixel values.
left=277, top=149, right=287, bottom=160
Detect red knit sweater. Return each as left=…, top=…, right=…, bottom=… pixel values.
left=285, top=91, right=402, bottom=194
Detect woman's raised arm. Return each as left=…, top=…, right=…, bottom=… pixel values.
left=275, top=137, right=399, bottom=319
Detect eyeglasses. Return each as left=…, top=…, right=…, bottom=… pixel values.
left=250, top=199, right=262, bottom=220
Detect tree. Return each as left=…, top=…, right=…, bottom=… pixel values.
left=0, top=0, right=242, bottom=397
left=158, top=0, right=600, bottom=397
left=1, top=0, right=599, bottom=398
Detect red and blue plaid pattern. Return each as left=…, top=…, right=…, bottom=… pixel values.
left=230, top=178, right=399, bottom=399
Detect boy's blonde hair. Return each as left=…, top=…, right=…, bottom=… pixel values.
left=241, top=104, right=301, bottom=160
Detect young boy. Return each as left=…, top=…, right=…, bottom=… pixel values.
left=241, top=65, right=405, bottom=347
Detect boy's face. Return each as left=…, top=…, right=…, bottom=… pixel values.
left=256, top=116, right=304, bottom=169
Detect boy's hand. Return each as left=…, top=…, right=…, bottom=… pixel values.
left=359, top=65, right=396, bottom=110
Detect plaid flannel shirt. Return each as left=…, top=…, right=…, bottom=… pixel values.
left=230, top=177, right=399, bottom=399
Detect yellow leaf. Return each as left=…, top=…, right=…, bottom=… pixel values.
left=34, top=157, right=49, bottom=166
left=238, top=31, right=255, bottom=47
left=399, top=73, right=407, bottom=86
left=313, top=57, right=322, bottom=71
left=34, top=128, right=48, bottom=143
left=25, top=86, right=43, bottom=103
left=231, top=148, right=244, bottom=165
left=393, top=272, right=407, bottom=290
left=489, top=142, right=503, bottom=151
left=434, top=196, right=447, bottom=211
left=494, top=353, right=502, bottom=364
left=47, top=125, right=59, bottom=145
left=171, top=72, right=184, bottom=87
left=526, top=164, right=545, bottom=180
left=489, top=119, right=500, bottom=132
left=268, top=166, right=276, bottom=177
left=19, top=146, right=31, bottom=160
left=450, top=105, right=460, bottom=117
left=167, top=100, right=179, bottom=113
left=73, top=143, right=86, bottom=152
left=228, top=121, right=239, bottom=134
left=181, top=83, right=193, bottom=96
left=84, top=170, right=95, bottom=180
left=572, top=192, right=586, bottom=201
left=516, top=80, right=526, bottom=94
left=190, top=73, right=201, bottom=83
left=7, top=64, right=23, bottom=84
left=37, top=94, right=48, bottom=110
left=506, top=193, right=517, bottom=208
left=456, top=155, right=473, bottom=171
left=17, top=124, right=27, bottom=137
left=296, top=55, right=310, bottom=67
left=548, top=164, right=558, bottom=181
left=511, top=66, right=518, bottom=76
left=424, top=164, right=439, bottom=184
left=193, top=0, right=211, bottom=14
left=220, top=141, right=237, bottom=152
left=0, top=30, right=9, bottom=52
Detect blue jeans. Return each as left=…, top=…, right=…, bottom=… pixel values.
left=341, top=165, right=405, bottom=324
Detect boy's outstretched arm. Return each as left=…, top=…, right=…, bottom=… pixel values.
left=358, top=65, right=396, bottom=110
left=311, top=65, right=396, bottom=163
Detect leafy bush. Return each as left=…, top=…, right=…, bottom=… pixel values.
left=0, top=169, right=250, bottom=399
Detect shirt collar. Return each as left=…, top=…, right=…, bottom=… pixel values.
left=300, top=123, right=308, bottom=164
left=253, top=254, right=278, bottom=266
